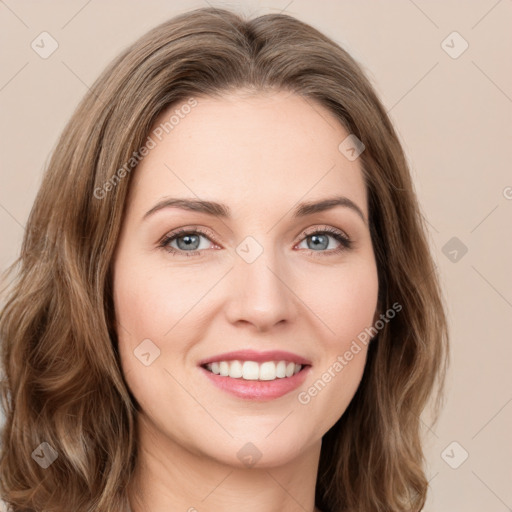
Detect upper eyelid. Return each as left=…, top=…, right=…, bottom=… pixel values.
left=299, top=225, right=349, bottom=240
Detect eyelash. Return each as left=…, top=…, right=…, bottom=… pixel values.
left=157, top=225, right=352, bottom=258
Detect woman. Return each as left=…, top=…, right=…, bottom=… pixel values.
left=0, top=7, right=449, bottom=512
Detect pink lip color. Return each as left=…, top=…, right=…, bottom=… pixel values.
left=200, top=365, right=311, bottom=401
left=197, top=349, right=312, bottom=366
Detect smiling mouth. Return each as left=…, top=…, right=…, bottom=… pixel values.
left=202, top=360, right=307, bottom=381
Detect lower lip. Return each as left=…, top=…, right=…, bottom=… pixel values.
left=199, top=365, right=311, bottom=401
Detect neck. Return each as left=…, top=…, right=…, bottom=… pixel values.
left=127, top=413, right=322, bottom=512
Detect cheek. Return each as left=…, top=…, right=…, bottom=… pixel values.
left=112, top=259, right=196, bottom=419
left=300, top=258, right=379, bottom=346
left=113, top=257, right=207, bottom=342
left=112, top=254, right=224, bottom=395
left=293, top=259, right=378, bottom=428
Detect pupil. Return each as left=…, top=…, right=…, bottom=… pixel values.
left=310, top=234, right=327, bottom=250
left=178, top=234, right=199, bottom=250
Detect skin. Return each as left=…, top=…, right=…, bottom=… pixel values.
left=113, top=90, right=379, bottom=512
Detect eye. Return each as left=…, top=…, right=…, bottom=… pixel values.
left=158, top=225, right=352, bottom=257
left=296, top=226, right=352, bottom=256
left=158, top=227, right=216, bottom=257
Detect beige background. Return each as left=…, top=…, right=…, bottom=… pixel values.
left=1, top=1, right=511, bottom=510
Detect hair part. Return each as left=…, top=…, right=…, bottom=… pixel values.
left=0, top=7, right=449, bottom=512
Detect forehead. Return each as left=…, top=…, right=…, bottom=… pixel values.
left=128, top=90, right=368, bottom=219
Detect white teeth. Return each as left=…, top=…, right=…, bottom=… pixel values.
left=276, top=360, right=287, bottom=378
left=205, top=360, right=304, bottom=381
left=242, top=361, right=259, bottom=380
left=259, top=361, right=277, bottom=381
left=219, top=361, right=229, bottom=376
left=229, top=360, right=243, bottom=379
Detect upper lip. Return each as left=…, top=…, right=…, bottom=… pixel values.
left=198, top=349, right=312, bottom=366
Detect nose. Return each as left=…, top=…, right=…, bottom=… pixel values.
left=223, top=246, right=298, bottom=332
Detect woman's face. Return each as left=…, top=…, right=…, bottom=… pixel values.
left=113, top=90, right=379, bottom=468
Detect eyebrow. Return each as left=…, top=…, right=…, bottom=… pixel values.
left=142, top=195, right=367, bottom=224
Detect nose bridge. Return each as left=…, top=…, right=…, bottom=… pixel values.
left=225, top=235, right=295, bottom=330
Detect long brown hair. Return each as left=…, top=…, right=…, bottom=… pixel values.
left=0, top=7, right=449, bottom=511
